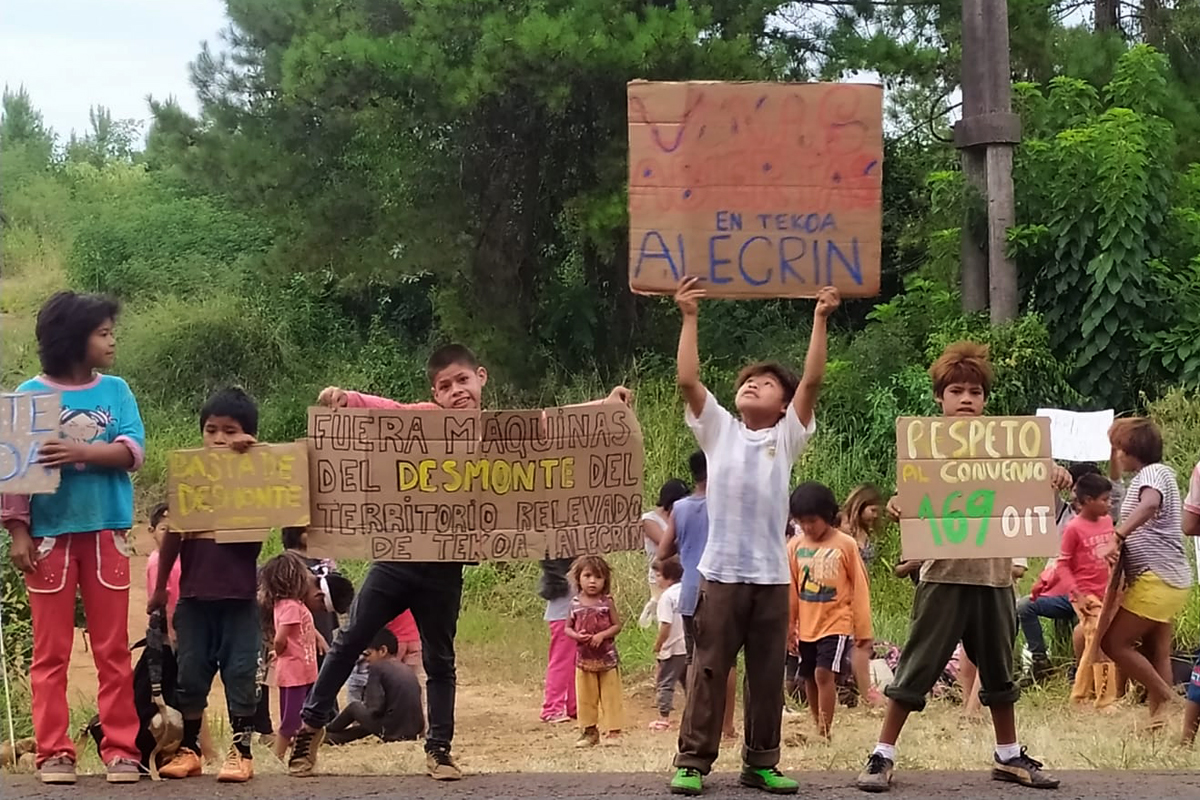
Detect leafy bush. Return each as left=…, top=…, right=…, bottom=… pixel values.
left=66, top=191, right=269, bottom=301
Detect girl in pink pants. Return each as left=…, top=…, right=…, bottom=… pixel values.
left=539, top=559, right=576, bottom=722
left=2, top=291, right=145, bottom=785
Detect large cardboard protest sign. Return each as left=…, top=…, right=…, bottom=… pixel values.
left=305, top=405, right=644, bottom=562
left=168, top=443, right=310, bottom=537
left=627, top=80, right=883, bottom=299
left=0, top=391, right=61, bottom=494
left=895, top=416, right=1058, bottom=560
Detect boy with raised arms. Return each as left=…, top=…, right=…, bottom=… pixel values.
left=669, top=276, right=839, bottom=796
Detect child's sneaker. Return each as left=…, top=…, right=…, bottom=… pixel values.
left=740, top=766, right=799, bottom=794
left=992, top=747, right=1060, bottom=789
left=425, top=748, right=462, bottom=781
left=217, top=744, right=254, bottom=783
left=575, top=726, right=600, bottom=748
left=106, top=758, right=142, bottom=783
left=669, top=767, right=703, bottom=795
left=648, top=718, right=672, bottom=731
left=287, top=727, right=324, bottom=778
left=38, top=755, right=77, bottom=785
left=855, top=752, right=894, bottom=793
left=159, top=748, right=203, bottom=779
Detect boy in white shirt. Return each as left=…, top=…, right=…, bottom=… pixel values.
left=669, top=276, right=839, bottom=796
left=651, top=557, right=688, bottom=731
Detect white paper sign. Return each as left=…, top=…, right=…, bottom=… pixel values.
left=1036, top=408, right=1115, bottom=462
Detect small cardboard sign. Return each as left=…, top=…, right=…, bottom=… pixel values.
left=895, top=416, right=1058, bottom=560
left=627, top=80, right=883, bottom=299
left=305, top=404, right=645, bottom=562
left=1036, top=408, right=1114, bottom=462
left=0, top=391, right=61, bottom=494
left=167, top=442, right=310, bottom=537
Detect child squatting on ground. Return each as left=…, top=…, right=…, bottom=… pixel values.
left=788, top=482, right=873, bottom=740
left=326, top=628, right=425, bottom=746
left=855, top=342, right=1069, bottom=794
left=566, top=555, right=625, bottom=747
left=651, top=556, right=688, bottom=731
left=151, top=387, right=264, bottom=784
left=669, top=276, right=839, bottom=796
left=2, top=291, right=146, bottom=785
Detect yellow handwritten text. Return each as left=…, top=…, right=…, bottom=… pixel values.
left=397, top=458, right=576, bottom=494
left=175, top=483, right=304, bottom=517
left=904, top=418, right=1043, bottom=460
left=169, top=450, right=296, bottom=483
left=938, top=460, right=1048, bottom=484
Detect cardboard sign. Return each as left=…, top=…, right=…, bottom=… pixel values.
left=305, top=405, right=645, bottom=562
left=1036, top=408, right=1114, bottom=462
left=0, top=391, right=61, bottom=494
left=167, top=443, right=310, bottom=536
left=627, top=80, right=883, bottom=299
left=895, top=416, right=1058, bottom=560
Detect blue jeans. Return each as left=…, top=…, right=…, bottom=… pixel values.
left=1017, top=594, right=1076, bottom=658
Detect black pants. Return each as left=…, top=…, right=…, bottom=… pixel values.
left=326, top=701, right=385, bottom=745
left=300, top=562, right=463, bottom=754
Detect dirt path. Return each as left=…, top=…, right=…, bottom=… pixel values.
left=6, top=770, right=1200, bottom=798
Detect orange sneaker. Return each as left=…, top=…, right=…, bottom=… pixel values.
left=216, top=743, right=254, bottom=783
left=159, top=748, right=203, bottom=779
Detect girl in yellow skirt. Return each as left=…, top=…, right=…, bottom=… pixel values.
left=1100, top=418, right=1193, bottom=729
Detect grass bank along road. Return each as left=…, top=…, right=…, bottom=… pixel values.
left=6, top=772, right=1200, bottom=798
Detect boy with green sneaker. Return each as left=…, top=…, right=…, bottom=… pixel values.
left=669, top=277, right=839, bottom=796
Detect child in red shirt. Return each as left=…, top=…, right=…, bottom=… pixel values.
left=386, top=612, right=423, bottom=676
left=1018, top=473, right=1113, bottom=676
left=1055, top=474, right=1115, bottom=601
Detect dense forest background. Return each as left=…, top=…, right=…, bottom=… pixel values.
left=5, top=0, right=1200, bottom=729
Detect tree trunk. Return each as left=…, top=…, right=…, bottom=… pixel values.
left=1095, top=0, right=1119, bottom=32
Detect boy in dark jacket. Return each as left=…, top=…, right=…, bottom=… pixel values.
left=325, top=629, right=424, bottom=745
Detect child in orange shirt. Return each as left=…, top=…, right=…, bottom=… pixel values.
left=787, top=482, right=872, bottom=740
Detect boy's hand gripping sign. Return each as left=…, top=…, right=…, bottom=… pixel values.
left=627, top=80, right=883, bottom=299
left=895, top=416, right=1058, bottom=560
left=305, top=404, right=645, bottom=562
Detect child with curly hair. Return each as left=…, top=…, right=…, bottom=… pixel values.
left=259, top=553, right=328, bottom=761
left=565, top=555, right=623, bottom=748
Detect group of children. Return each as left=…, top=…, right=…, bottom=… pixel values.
left=3, top=292, right=450, bottom=786
left=9, top=283, right=1200, bottom=796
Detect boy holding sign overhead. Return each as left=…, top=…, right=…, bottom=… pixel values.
left=290, top=344, right=629, bottom=782
left=669, top=276, right=838, bottom=796
left=856, top=343, right=1070, bottom=793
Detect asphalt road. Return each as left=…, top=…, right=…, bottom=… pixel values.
left=5, top=771, right=1200, bottom=799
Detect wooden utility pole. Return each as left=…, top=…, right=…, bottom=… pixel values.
left=955, top=0, right=1021, bottom=322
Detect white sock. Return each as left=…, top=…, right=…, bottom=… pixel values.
left=872, top=742, right=896, bottom=761
left=995, top=742, right=1021, bottom=762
